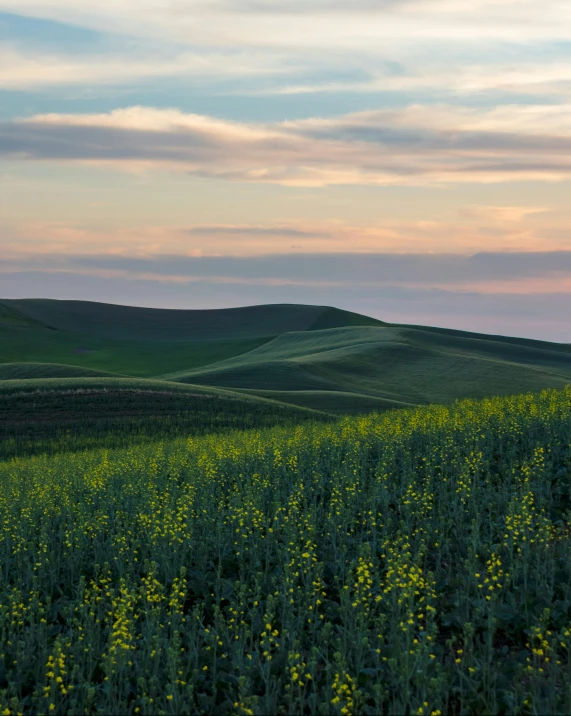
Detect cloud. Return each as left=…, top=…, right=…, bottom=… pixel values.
left=239, top=62, right=571, bottom=100
left=3, top=37, right=571, bottom=103
left=71, top=250, right=571, bottom=290
left=4, top=212, right=567, bottom=259
left=459, top=205, right=549, bottom=222
left=3, top=2, right=571, bottom=110
left=0, top=44, right=289, bottom=89
left=186, top=225, right=322, bottom=238
left=2, top=0, right=571, bottom=48
left=5, top=250, right=571, bottom=292
left=212, top=0, right=418, bottom=15
left=3, top=104, right=571, bottom=186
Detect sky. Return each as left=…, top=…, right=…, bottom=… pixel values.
left=1, top=0, right=571, bottom=341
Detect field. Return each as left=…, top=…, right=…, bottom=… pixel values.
left=1, top=386, right=571, bottom=714
left=0, top=378, right=324, bottom=460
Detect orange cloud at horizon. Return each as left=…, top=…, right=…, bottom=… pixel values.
left=2, top=209, right=567, bottom=260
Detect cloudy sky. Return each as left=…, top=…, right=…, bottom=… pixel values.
left=1, top=0, right=571, bottom=340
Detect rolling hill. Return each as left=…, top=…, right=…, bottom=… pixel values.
left=0, top=376, right=325, bottom=458
left=1, top=298, right=570, bottom=421
left=0, top=299, right=381, bottom=377
left=1, top=299, right=383, bottom=341
left=161, top=325, right=571, bottom=412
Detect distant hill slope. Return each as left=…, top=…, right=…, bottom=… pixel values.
left=0, top=299, right=385, bottom=377
left=164, top=325, right=571, bottom=412
left=0, top=362, right=120, bottom=380
left=1, top=299, right=384, bottom=341
left=0, top=302, right=52, bottom=329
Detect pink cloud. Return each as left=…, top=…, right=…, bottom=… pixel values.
left=4, top=105, right=571, bottom=187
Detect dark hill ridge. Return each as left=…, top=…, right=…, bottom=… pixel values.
left=1, top=299, right=385, bottom=341
left=0, top=302, right=52, bottom=330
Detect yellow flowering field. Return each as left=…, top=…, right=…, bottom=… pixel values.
left=1, top=386, right=571, bottom=714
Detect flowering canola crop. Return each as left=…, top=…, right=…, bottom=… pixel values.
left=1, top=386, right=571, bottom=714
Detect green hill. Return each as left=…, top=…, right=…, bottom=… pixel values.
left=164, top=325, right=571, bottom=412
left=0, top=377, right=325, bottom=458
left=233, top=389, right=416, bottom=414
left=0, top=300, right=382, bottom=377
left=1, top=299, right=383, bottom=341
left=0, top=326, right=270, bottom=378
left=0, top=301, right=52, bottom=329
left=0, top=362, right=120, bottom=380
left=1, top=298, right=570, bottom=418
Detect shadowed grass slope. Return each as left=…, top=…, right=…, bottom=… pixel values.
left=0, top=300, right=382, bottom=377
left=166, top=325, right=571, bottom=412
left=0, top=377, right=326, bottom=458
left=0, top=302, right=50, bottom=329
left=0, top=362, right=121, bottom=380
left=2, top=299, right=383, bottom=341
left=233, top=389, right=416, bottom=414
left=0, top=326, right=271, bottom=377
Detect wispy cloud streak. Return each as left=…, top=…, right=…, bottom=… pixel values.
left=5, top=250, right=571, bottom=291
left=2, top=0, right=571, bottom=45
left=3, top=105, right=571, bottom=186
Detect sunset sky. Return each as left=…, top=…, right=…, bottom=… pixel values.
left=1, top=0, right=571, bottom=340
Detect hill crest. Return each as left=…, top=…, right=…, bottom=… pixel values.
left=0, top=299, right=385, bottom=341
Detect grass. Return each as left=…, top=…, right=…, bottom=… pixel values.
left=0, top=362, right=121, bottom=380
left=0, top=378, right=325, bottom=459
left=1, top=386, right=571, bottom=714
left=0, top=302, right=48, bottom=328
left=233, top=389, right=416, bottom=414
left=0, top=325, right=272, bottom=377
left=166, top=325, right=571, bottom=410
left=0, top=301, right=384, bottom=378
left=2, top=299, right=382, bottom=341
